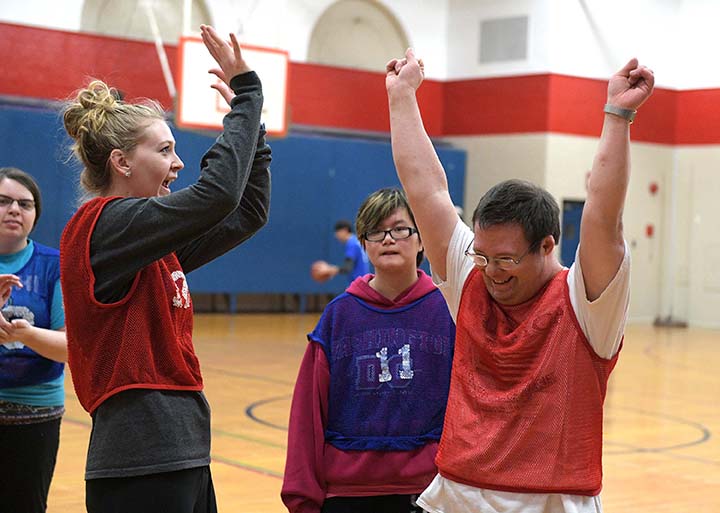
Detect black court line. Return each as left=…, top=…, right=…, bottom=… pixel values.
left=61, top=414, right=285, bottom=478
left=604, top=405, right=714, bottom=463
left=606, top=439, right=720, bottom=466
left=63, top=387, right=288, bottom=449
left=209, top=454, right=283, bottom=478
left=245, top=395, right=292, bottom=431
left=200, top=366, right=295, bottom=431
left=212, top=426, right=287, bottom=449
left=201, top=366, right=294, bottom=433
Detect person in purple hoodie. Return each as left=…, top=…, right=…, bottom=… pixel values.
left=282, top=187, right=456, bottom=513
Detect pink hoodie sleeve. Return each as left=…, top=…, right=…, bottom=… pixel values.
left=281, top=341, right=330, bottom=513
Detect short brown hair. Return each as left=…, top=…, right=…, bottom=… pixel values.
left=472, top=179, right=561, bottom=252
left=0, top=167, right=42, bottom=228
left=356, top=187, right=424, bottom=267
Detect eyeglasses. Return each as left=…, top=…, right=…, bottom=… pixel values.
left=0, top=194, right=35, bottom=212
left=364, top=226, right=418, bottom=242
left=464, top=240, right=531, bottom=270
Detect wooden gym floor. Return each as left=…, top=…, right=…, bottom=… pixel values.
left=46, top=315, right=720, bottom=512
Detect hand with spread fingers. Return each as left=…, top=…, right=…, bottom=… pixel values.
left=208, top=68, right=235, bottom=105
left=200, top=24, right=252, bottom=104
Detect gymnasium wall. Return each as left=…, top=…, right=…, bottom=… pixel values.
left=0, top=101, right=465, bottom=298
left=441, top=0, right=720, bottom=328
left=2, top=0, right=720, bottom=326
left=674, top=148, right=720, bottom=328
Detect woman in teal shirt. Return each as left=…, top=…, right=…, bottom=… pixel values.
left=0, top=167, right=67, bottom=513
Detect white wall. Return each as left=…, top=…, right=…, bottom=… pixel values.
left=225, top=0, right=449, bottom=78
left=4, top=0, right=720, bottom=88
left=545, top=0, right=678, bottom=87
left=0, top=0, right=84, bottom=30
left=675, top=147, right=720, bottom=327
left=227, top=0, right=335, bottom=61
left=444, top=134, right=548, bottom=215
left=443, top=0, right=720, bottom=89
left=674, top=0, right=720, bottom=89
left=446, top=0, right=553, bottom=80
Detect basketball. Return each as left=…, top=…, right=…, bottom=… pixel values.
left=310, top=260, right=333, bottom=282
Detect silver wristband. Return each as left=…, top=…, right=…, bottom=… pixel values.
left=604, top=104, right=636, bottom=123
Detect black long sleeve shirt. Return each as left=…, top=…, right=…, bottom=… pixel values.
left=84, top=71, right=271, bottom=479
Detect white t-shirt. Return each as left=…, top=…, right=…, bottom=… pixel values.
left=419, top=219, right=630, bottom=513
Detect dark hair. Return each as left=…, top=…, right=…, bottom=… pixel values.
left=333, top=219, right=353, bottom=233
left=356, top=187, right=424, bottom=267
left=0, top=167, right=42, bottom=228
left=472, top=179, right=560, bottom=252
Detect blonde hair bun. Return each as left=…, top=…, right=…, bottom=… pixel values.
left=62, top=79, right=165, bottom=196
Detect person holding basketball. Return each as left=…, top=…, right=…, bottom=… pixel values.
left=59, top=25, right=270, bottom=512
left=311, top=219, right=369, bottom=284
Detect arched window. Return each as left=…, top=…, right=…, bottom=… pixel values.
left=80, top=0, right=211, bottom=42
left=308, top=0, right=409, bottom=71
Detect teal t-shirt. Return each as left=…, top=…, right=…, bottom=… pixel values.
left=0, top=240, right=65, bottom=406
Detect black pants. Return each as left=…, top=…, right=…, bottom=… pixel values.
left=86, top=466, right=217, bottom=513
left=0, top=417, right=61, bottom=513
left=322, top=494, right=426, bottom=513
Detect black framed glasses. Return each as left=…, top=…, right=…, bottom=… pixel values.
left=464, top=239, right=531, bottom=270
left=364, top=226, right=418, bottom=242
left=0, top=194, right=35, bottom=212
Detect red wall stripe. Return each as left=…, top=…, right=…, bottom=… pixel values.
left=288, top=61, right=447, bottom=135
left=287, top=63, right=390, bottom=133
left=0, top=22, right=716, bottom=145
left=443, top=74, right=551, bottom=135
left=545, top=74, right=677, bottom=145
left=0, top=22, right=177, bottom=109
left=630, top=88, right=677, bottom=145
left=548, top=74, right=605, bottom=137
left=675, top=89, right=720, bottom=145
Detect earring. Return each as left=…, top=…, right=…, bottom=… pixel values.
left=125, top=170, right=132, bottom=177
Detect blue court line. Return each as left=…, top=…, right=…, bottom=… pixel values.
left=245, top=395, right=292, bottom=431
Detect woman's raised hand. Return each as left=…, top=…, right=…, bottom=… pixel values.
left=200, top=25, right=251, bottom=102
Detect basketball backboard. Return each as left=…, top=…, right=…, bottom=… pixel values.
left=177, top=37, right=289, bottom=136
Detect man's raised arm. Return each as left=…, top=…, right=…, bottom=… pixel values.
left=581, top=58, right=654, bottom=300
left=386, top=48, right=461, bottom=280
